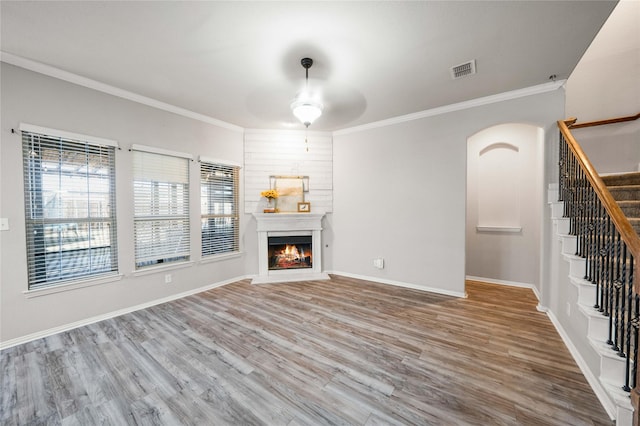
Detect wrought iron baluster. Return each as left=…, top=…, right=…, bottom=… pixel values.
left=558, top=132, right=565, bottom=202
left=631, top=292, right=639, bottom=390
left=613, top=244, right=629, bottom=353
left=623, top=255, right=636, bottom=391
left=617, top=238, right=627, bottom=358
left=586, top=185, right=600, bottom=309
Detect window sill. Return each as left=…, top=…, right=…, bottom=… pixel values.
left=132, top=261, right=194, bottom=277
left=199, top=251, right=243, bottom=264
left=23, top=274, right=123, bottom=298
left=476, top=226, right=522, bottom=233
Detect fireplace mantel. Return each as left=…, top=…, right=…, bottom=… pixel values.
left=252, top=213, right=330, bottom=284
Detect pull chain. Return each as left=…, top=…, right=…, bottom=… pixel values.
left=305, top=127, right=309, bottom=152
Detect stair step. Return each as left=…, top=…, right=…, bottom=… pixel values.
left=601, top=380, right=634, bottom=425
left=601, top=171, right=640, bottom=187
left=563, top=253, right=586, bottom=277
left=577, top=302, right=609, bottom=340
left=590, top=337, right=630, bottom=384
left=608, top=185, right=640, bottom=201
left=618, top=200, right=640, bottom=218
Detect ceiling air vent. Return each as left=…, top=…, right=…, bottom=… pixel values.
left=451, top=60, right=476, bottom=79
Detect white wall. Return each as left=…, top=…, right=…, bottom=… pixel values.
left=0, top=63, right=245, bottom=344
left=332, top=90, right=565, bottom=297
left=565, top=0, right=640, bottom=173
left=466, top=123, right=544, bottom=286
left=565, top=0, right=639, bottom=122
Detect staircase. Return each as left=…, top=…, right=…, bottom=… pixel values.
left=551, top=115, right=640, bottom=426
left=549, top=188, right=634, bottom=425
left=603, top=172, right=640, bottom=238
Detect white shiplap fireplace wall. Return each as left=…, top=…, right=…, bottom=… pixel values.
left=244, top=129, right=333, bottom=214
left=244, top=129, right=333, bottom=283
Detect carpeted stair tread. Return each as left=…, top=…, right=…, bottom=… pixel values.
left=618, top=200, right=640, bottom=217
left=603, top=172, right=640, bottom=238
left=601, top=171, right=640, bottom=187
left=608, top=185, right=640, bottom=201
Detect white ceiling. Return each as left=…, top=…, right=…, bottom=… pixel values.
left=0, top=1, right=617, bottom=131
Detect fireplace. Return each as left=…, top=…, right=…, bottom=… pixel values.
left=268, top=236, right=312, bottom=270
left=252, top=212, right=329, bottom=284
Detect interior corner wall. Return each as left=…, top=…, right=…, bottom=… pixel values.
left=564, top=0, right=640, bottom=173
left=564, top=0, right=640, bottom=122
left=0, top=63, right=245, bottom=344
left=332, top=90, right=565, bottom=297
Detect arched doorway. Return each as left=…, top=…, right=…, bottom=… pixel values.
left=466, top=123, right=544, bottom=289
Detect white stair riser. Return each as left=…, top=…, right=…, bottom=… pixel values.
left=617, top=405, right=634, bottom=426
left=601, top=352, right=628, bottom=383
left=555, top=218, right=570, bottom=235
left=568, top=257, right=586, bottom=277
left=588, top=313, right=610, bottom=340
left=561, top=235, right=577, bottom=255
left=577, top=283, right=596, bottom=305
left=551, top=202, right=564, bottom=219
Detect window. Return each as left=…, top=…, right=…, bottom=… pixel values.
left=132, top=146, right=191, bottom=269
left=21, top=125, right=118, bottom=290
left=200, top=159, right=240, bottom=257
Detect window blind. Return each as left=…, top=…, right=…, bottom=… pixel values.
left=133, top=149, right=190, bottom=268
left=21, top=129, right=118, bottom=289
left=200, top=161, right=239, bottom=256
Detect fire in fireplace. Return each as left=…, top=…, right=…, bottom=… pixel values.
left=268, top=236, right=312, bottom=270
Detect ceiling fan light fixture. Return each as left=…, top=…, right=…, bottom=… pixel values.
left=291, top=57, right=323, bottom=127
left=291, top=98, right=323, bottom=127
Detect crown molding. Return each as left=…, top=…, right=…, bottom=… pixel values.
left=333, top=80, right=566, bottom=136
left=2, top=51, right=565, bottom=137
left=0, top=51, right=244, bottom=133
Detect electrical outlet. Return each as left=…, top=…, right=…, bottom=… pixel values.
left=373, top=258, right=384, bottom=269
left=165, top=274, right=172, bottom=284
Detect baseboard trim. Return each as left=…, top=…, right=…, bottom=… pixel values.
left=328, top=271, right=466, bottom=298
left=0, top=275, right=251, bottom=351
left=544, top=307, right=616, bottom=420
left=465, top=275, right=541, bottom=301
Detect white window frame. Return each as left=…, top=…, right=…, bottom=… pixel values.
left=132, top=145, right=192, bottom=270
left=20, top=123, right=119, bottom=290
left=200, top=157, right=241, bottom=258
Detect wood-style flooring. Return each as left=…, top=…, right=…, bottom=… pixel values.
left=0, top=275, right=613, bottom=425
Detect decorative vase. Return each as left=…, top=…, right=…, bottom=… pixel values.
left=264, top=198, right=276, bottom=213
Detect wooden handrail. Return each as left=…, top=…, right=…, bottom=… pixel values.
left=558, top=118, right=640, bottom=290
left=568, top=112, right=640, bottom=129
